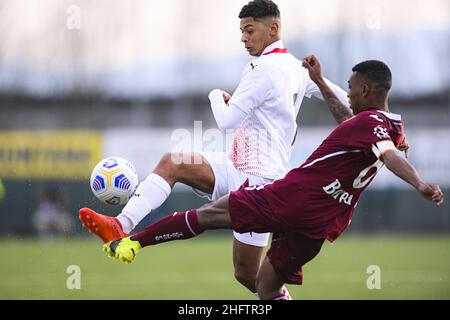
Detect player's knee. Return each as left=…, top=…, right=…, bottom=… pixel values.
left=234, top=267, right=257, bottom=292
left=197, top=210, right=221, bottom=230
left=158, top=152, right=202, bottom=176
left=157, top=153, right=184, bottom=177
left=157, top=152, right=173, bottom=169
left=197, top=202, right=232, bottom=230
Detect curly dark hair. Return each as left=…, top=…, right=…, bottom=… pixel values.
left=352, top=60, right=392, bottom=91
left=239, top=0, right=280, bottom=19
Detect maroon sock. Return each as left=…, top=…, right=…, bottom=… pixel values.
left=130, top=210, right=204, bottom=247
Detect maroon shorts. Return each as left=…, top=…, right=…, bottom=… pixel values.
left=229, top=184, right=325, bottom=285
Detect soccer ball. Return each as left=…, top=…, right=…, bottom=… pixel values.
left=90, top=157, right=139, bottom=206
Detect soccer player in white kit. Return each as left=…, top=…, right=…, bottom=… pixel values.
left=79, top=0, right=351, bottom=297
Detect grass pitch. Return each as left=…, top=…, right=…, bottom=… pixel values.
left=0, top=234, right=449, bottom=300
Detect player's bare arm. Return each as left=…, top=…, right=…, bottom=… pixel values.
left=303, top=55, right=354, bottom=124
left=381, top=149, right=444, bottom=206
left=303, top=54, right=410, bottom=155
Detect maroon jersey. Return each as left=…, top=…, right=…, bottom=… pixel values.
left=263, top=108, right=405, bottom=242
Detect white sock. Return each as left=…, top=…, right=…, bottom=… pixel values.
left=117, top=173, right=171, bottom=233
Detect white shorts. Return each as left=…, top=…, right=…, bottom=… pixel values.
left=192, top=151, right=272, bottom=247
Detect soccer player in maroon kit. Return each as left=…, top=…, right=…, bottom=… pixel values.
left=103, top=56, right=444, bottom=300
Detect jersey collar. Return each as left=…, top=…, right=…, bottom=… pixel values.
left=261, top=40, right=285, bottom=56
left=377, top=110, right=402, bottom=121
left=365, top=107, right=402, bottom=121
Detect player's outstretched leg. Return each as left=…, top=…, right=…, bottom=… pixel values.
left=79, top=208, right=127, bottom=243
left=103, top=196, right=232, bottom=264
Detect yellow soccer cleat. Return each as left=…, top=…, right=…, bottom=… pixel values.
left=103, top=237, right=142, bottom=264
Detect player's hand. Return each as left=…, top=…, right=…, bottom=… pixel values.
left=302, top=55, right=324, bottom=84
left=418, top=183, right=444, bottom=207
left=222, top=91, right=232, bottom=104
left=397, top=135, right=410, bottom=158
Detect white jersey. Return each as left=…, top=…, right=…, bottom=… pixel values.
left=227, top=40, right=348, bottom=179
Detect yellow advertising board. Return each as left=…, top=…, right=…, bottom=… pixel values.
left=0, top=131, right=101, bottom=180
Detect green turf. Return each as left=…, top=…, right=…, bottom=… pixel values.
left=0, top=234, right=449, bottom=299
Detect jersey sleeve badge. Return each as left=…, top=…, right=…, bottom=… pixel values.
left=373, top=125, right=390, bottom=140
